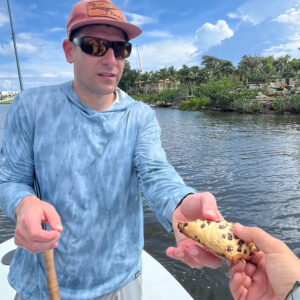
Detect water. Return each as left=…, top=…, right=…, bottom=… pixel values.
left=1, top=104, right=300, bottom=299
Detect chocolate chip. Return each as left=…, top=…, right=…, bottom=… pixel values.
left=219, top=225, right=226, bottom=229
left=179, top=229, right=183, bottom=233
left=183, top=223, right=188, bottom=227
left=222, top=234, right=226, bottom=239
left=228, top=233, right=233, bottom=240
left=201, top=224, right=205, bottom=228
left=237, top=246, right=242, bottom=252
left=215, top=220, right=220, bottom=223
left=197, top=239, right=201, bottom=243
left=194, top=235, right=198, bottom=239
left=227, top=246, right=233, bottom=252
left=238, top=240, right=244, bottom=246
left=244, top=249, right=247, bottom=255
left=234, top=235, right=239, bottom=239
left=207, top=221, right=211, bottom=225
left=249, top=251, right=253, bottom=256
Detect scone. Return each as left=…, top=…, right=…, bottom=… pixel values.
left=177, top=219, right=257, bottom=263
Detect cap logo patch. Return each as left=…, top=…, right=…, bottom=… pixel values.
left=88, top=1, right=123, bottom=20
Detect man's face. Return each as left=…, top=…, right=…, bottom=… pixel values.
left=66, top=25, right=126, bottom=98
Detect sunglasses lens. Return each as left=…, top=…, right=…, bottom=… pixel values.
left=113, top=42, right=132, bottom=59
left=81, top=37, right=108, bottom=56
left=75, top=37, right=132, bottom=59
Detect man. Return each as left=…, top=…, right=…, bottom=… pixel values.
left=0, top=1, right=222, bottom=299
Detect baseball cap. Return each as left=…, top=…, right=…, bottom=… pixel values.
left=67, top=0, right=142, bottom=40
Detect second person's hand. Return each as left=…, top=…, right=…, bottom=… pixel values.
left=229, top=224, right=300, bottom=300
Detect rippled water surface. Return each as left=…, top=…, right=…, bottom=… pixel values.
left=0, top=104, right=300, bottom=299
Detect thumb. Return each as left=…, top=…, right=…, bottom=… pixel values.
left=233, top=223, right=289, bottom=255
left=43, top=204, right=63, bottom=232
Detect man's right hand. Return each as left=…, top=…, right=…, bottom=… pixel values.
left=15, top=195, right=63, bottom=253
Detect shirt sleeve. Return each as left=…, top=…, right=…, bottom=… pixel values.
left=0, top=94, right=36, bottom=221
left=134, top=108, right=197, bottom=232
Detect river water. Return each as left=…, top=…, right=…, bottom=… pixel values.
left=0, top=104, right=300, bottom=300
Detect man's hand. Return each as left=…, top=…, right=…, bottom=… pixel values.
left=229, top=224, right=300, bottom=300
left=15, top=195, right=63, bottom=253
left=166, top=192, right=223, bottom=269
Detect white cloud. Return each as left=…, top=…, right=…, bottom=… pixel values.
left=129, top=38, right=197, bottom=71
left=0, top=11, right=9, bottom=27
left=144, top=30, right=173, bottom=38
left=0, top=31, right=73, bottom=90
left=0, top=79, right=16, bottom=90
left=195, top=20, right=234, bottom=52
left=0, top=41, right=38, bottom=56
left=274, top=8, right=300, bottom=24
left=231, top=0, right=297, bottom=25
left=262, top=35, right=300, bottom=58
left=125, top=12, right=153, bottom=26
left=49, top=27, right=65, bottom=33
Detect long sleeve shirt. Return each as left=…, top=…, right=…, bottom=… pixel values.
left=0, top=81, right=196, bottom=300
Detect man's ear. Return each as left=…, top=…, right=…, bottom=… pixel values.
left=62, top=39, right=74, bottom=63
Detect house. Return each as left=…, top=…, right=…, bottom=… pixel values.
left=0, top=91, right=18, bottom=101
left=246, top=82, right=265, bottom=89
left=132, top=79, right=180, bottom=94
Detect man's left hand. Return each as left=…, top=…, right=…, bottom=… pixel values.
left=166, top=192, right=223, bottom=269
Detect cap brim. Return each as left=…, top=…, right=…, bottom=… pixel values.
left=68, top=19, right=142, bottom=40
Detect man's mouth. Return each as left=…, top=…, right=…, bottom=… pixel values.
left=98, top=73, right=115, bottom=78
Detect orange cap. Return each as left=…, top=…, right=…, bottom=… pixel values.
left=67, top=0, right=142, bottom=40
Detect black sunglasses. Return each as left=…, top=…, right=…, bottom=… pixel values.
left=72, top=36, right=132, bottom=59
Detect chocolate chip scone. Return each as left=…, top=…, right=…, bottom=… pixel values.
left=177, top=219, right=257, bottom=263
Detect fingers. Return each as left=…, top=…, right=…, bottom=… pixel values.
left=178, top=192, right=223, bottom=221
left=200, top=192, right=223, bottom=221
left=229, top=272, right=247, bottom=300
left=233, top=224, right=290, bottom=255
left=43, top=205, right=63, bottom=232
left=166, top=239, right=221, bottom=269
left=15, top=196, right=63, bottom=253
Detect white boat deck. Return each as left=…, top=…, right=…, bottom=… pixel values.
left=0, top=238, right=193, bottom=300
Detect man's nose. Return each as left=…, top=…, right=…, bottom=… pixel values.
left=101, top=47, right=117, bottom=63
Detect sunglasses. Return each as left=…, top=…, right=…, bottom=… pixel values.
left=72, top=36, right=132, bottom=59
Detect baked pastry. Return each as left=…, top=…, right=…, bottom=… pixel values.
left=177, top=219, right=257, bottom=263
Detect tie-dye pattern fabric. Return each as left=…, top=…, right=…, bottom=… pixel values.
left=0, top=81, right=196, bottom=300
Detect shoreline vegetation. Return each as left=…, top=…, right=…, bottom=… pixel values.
left=0, top=99, right=12, bottom=104
left=119, top=55, right=300, bottom=114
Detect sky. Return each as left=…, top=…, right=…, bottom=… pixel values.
left=1, top=0, right=300, bottom=91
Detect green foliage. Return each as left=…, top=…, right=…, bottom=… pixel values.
left=131, top=88, right=188, bottom=104
left=194, top=80, right=242, bottom=109
left=179, top=97, right=210, bottom=110
left=275, top=94, right=300, bottom=113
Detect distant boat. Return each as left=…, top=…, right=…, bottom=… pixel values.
left=0, top=238, right=193, bottom=300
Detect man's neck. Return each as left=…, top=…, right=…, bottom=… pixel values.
left=72, top=82, right=116, bottom=111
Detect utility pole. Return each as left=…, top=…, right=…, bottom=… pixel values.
left=6, top=0, right=23, bottom=91
left=136, top=45, right=144, bottom=74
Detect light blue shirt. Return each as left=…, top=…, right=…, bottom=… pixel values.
left=0, top=81, right=196, bottom=299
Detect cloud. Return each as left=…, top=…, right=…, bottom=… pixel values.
left=262, top=34, right=300, bottom=58
left=129, top=38, right=197, bottom=71
left=0, top=11, right=9, bottom=27
left=144, top=30, right=173, bottom=38
left=0, top=31, right=73, bottom=90
left=0, top=41, right=38, bottom=56
left=125, top=12, right=153, bottom=26
left=194, top=20, right=234, bottom=52
left=230, top=0, right=297, bottom=25
left=274, top=8, right=300, bottom=24
left=49, top=27, right=65, bottom=33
